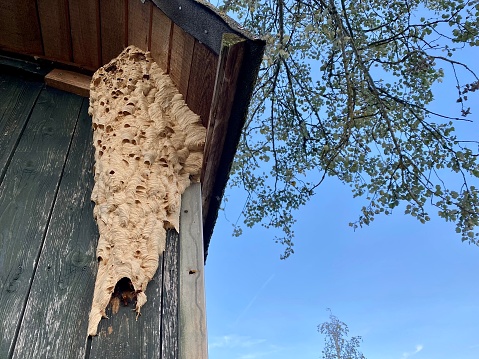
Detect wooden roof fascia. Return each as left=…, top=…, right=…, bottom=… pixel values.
left=150, top=0, right=259, bottom=55
left=202, top=36, right=265, bottom=260
left=201, top=33, right=245, bottom=256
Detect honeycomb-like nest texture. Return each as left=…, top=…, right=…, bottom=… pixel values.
left=87, top=46, right=205, bottom=336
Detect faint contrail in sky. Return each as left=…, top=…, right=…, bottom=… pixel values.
left=234, top=273, right=275, bottom=327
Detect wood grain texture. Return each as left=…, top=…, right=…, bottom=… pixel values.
left=178, top=183, right=208, bottom=359
left=0, top=73, right=42, bottom=182
left=89, top=255, right=164, bottom=358
left=0, top=87, right=82, bottom=358
left=0, top=0, right=43, bottom=55
left=168, top=24, right=194, bottom=97
left=45, top=69, right=91, bottom=98
left=150, top=6, right=172, bottom=72
left=128, top=0, right=152, bottom=51
left=187, top=41, right=218, bottom=127
left=100, top=0, right=127, bottom=64
left=69, top=0, right=101, bottom=69
left=37, top=0, right=72, bottom=62
left=11, top=100, right=96, bottom=359
left=162, top=229, right=179, bottom=359
left=201, top=34, right=245, bottom=223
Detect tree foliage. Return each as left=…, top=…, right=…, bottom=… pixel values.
left=220, top=0, right=479, bottom=258
left=318, top=312, right=366, bottom=359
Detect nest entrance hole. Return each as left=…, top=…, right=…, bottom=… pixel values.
left=110, top=277, right=140, bottom=310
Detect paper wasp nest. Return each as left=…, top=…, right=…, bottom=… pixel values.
left=87, top=46, right=205, bottom=336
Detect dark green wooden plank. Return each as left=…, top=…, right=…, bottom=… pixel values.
left=0, top=73, right=43, bottom=182
left=0, top=87, right=82, bottom=358
left=162, top=229, right=179, bottom=359
left=89, top=255, right=164, bottom=358
left=11, top=99, right=97, bottom=359
left=0, top=56, right=52, bottom=79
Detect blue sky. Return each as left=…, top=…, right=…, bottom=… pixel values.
left=203, top=15, right=479, bottom=359
left=205, top=179, right=479, bottom=359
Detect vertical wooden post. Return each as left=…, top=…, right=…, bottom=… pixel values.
left=179, top=183, right=208, bottom=359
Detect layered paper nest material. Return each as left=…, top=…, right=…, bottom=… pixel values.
left=87, top=46, right=206, bottom=336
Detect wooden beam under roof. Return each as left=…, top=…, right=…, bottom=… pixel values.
left=45, top=69, right=91, bottom=98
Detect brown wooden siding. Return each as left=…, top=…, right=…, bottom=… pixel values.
left=127, top=0, right=152, bottom=51
left=0, top=0, right=43, bottom=55
left=100, top=0, right=127, bottom=64
left=37, top=0, right=73, bottom=62
left=0, top=0, right=217, bottom=127
left=69, top=0, right=102, bottom=69
left=169, top=24, right=195, bottom=97
left=187, top=41, right=218, bottom=127
left=150, top=6, right=172, bottom=71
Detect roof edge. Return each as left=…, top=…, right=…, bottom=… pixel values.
left=151, top=0, right=261, bottom=54
left=202, top=38, right=265, bottom=260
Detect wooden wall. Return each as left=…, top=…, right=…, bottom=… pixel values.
left=0, top=0, right=217, bottom=127
left=0, top=0, right=261, bottom=255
